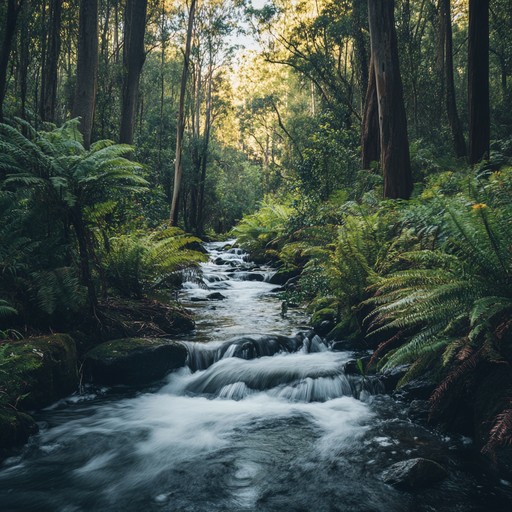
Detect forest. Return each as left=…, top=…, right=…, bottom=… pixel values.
left=1, top=0, right=512, bottom=509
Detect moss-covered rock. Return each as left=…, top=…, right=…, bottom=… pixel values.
left=0, top=334, right=78, bottom=411
left=325, top=316, right=363, bottom=344
left=83, top=338, right=188, bottom=385
left=311, top=308, right=337, bottom=336
left=0, top=409, right=38, bottom=456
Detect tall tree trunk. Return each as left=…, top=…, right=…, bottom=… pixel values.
left=468, top=0, right=490, bottom=164
left=361, top=55, right=380, bottom=169
left=0, top=0, right=24, bottom=121
left=352, top=0, right=369, bottom=109
left=119, top=0, right=148, bottom=144
left=72, top=0, right=98, bottom=149
left=196, top=63, right=214, bottom=235
left=170, top=0, right=197, bottom=225
left=368, top=0, right=412, bottom=199
left=40, top=0, right=62, bottom=123
left=440, top=0, right=466, bottom=158
left=71, top=207, right=97, bottom=313
left=18, top=0, right=29, bottom=121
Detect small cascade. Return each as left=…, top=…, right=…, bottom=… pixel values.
left=1, top=240, right=509, bottom=512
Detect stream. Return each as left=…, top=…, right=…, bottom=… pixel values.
left=1, top=241, right=512, bottom=511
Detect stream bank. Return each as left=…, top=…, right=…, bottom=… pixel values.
left=0, top=241, right=511, bottom=511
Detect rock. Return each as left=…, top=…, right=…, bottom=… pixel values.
left=331, top=340, right=359, bottom=352
left=0, top=334, right=79, bottom=411
left=243, top=273, right=265, bottom=282
left=382, top=458, right=448, bottom=489
left=311, top=308, right=336, bottom=336
left=269, top=269, right=300, bottom=285
left=325, top=317, right=362, bottom=344
left=83, top=338, right=188, bottom=385
left=408, top=400, right=430, bottom=422
left=380, top=365, right=410, bottom=393
left=206, top=292, right=226, bottom=301
left=190, top=297, right=208, bottom=302
left=0, top=409, right=38, bottom=457
left=214, top=257, right=227, bottom=265
left=394, top=378, right=436, bottom=401
left=344, top=357, right=371, bottom=375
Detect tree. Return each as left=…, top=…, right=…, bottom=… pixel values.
left=468, top=0, right=490, bottom=164
left=170, top=0, right=197, bottom=225
left=72, top=0, right=99, bottom=149
left=368, top=0, right=412, bottom=199
left=0, top=0, right=24, bottom=121
left=361, top=55, right=380, bottom=169
left=40, top=0, right=62, bottom=123
left=439, top=0, right=466, bottom=158
left=119, top=0, right=148, bottom=144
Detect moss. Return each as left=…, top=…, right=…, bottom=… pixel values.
left=0, top=334, right=78, bottom=410
left=83, top=338, right=188, bottom=385
left=0, top=409, right=38, bottom=455
left=311, top=308, right=337, bottom=329
left=86, top=337, right=169, bottom=360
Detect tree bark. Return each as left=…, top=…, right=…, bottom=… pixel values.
left=361, top=54, right=380, bottom=169
left=368, top=0, right=412, bottom=199
left=0, top=0, right=24, bottom=121
left=40, top=0, right=62, bottom=123
left=440, top=0, right=466, bottom=158
left=72, top=0, right=98, bottom=149
left=468, top=0, right=490, bottom=164
left=170, top=0, right=197, bottom=225
left=351, top=0, right=369, bottom=109
left=119, top=0, right=148, bottom=144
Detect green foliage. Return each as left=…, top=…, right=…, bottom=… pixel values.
left=102, top=228, right=207, bottom=299
left=231, top=198, right=293, bottom=260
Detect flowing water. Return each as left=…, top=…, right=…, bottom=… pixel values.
left=1, top=242, right=512, bottom=511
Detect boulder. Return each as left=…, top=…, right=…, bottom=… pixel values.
left=83, top=338, right=188, bottom=385
left=206, top=292, right=226, bottom=301
left=311, top=308, right=336, bottom=336
left=0, top=409, right=38, bottom=457
left=394, top=377, right=436, bottom=401
left=382, top=458, right=447, bottom=489
left=0, top=334, right=79, bottom=411
left=269, top=269, right=300, bottom=285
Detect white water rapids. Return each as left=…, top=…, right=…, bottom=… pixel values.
left=0, top=241, right=510, bottom=511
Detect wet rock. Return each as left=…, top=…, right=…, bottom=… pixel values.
left=379, top=365, right=410, bottom=393
left=408, top=400, right=430, bottom=422
left=344, top=357, right=371, bottom=375
left=0, top=410, right=38, bottom=457
left=0, top=334, right=79, bottom=411
left=190, top=296, right=208, bottom=302
left=382, top=457, right=447, bottom=489
left=214, top=257, right=227, bottom=265
left=206, top=292, right=226, bottom=301
left=311, top=308, right=336, bottom=336
left=83, top=338, right=187, bottom=385
left=243, top=273, right=265, bottom=282
left=394, top=377, right=436, bottom=401
left=269, top=269, right=300, bottom=285
left=331, top=340, right=362, bottom=352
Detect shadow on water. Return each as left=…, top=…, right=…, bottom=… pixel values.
left=1, top=241, right=512, bottom=511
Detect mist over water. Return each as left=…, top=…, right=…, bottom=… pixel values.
left=1, top=241, right=511, bottom=511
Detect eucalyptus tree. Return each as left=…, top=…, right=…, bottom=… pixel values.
left=40, top=0, right=63, bottom=123
left=0, top=0, right=24, bottom=121
left=439, top=0, right=467, bottom=158
left=468, top=0, right=490, bottom=164
left=170, top=0, right=197, bottom=226
left=120, top=0, right=149, bottom=144
left=367, top=0, right=412, bottom=199
left=73, top=0, right=99, bottom=149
